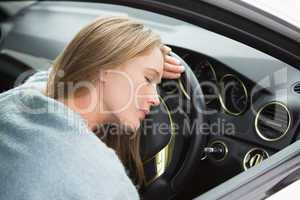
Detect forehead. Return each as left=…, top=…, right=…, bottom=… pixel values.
left=124, top=47, right=164, bottom=74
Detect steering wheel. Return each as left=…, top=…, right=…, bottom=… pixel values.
left=140, top=52, right=207, bottom=199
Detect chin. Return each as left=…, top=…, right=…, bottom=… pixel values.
left=126, top=119, right=140, bottom=132
left=127, top=118, right=141, bottom=132
left=118, top=115, right=140, bottom=133
left=115, top=107, right=143, bottom=131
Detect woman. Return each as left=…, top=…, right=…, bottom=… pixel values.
left=0, top=16, right=184, bottom=199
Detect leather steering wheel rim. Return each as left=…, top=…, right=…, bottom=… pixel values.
left=141, top=52, right=207, bottom=199
left=169, top=52, right=207, bottom=192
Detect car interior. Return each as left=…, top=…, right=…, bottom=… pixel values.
left=0, top=1, right=299, bottom=199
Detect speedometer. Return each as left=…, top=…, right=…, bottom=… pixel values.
left=219, top=74, right=248, bottom=115
left=194, top=60, right=221, bottom=112
left=195, top=60, right=217, bottom=82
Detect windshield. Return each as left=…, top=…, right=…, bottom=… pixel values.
left=241, top=0, right=300, bottom=28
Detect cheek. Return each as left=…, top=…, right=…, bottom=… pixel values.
left=103, top=74, right=134, bottom=111
left=135, top=84, right=152, bottom=107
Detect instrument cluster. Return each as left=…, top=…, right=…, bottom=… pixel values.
left=193, top=59, right=249, bottom=116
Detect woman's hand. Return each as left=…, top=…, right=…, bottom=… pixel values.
left=161, top=45, right=185, bottom=79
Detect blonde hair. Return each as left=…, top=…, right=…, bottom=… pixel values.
left=46, top=15, right=166, bottom=187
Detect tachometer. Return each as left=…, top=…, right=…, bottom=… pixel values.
left=219, top=74, right=248, bottom=115
left=194, top=60, right=220, bottom=112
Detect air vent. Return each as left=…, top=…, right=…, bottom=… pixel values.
left=255, top=102, right=291, bottom=142
left=293, top=82, right=300, bottom=94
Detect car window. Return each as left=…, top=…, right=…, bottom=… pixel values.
left=241, top=0, right=300, bottom=28
left=266, top=179, right=300, bottom=200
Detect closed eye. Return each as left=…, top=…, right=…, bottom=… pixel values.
left=145, top=76, right=153, bottom=83
left=145, top=68, right=162, bottom=84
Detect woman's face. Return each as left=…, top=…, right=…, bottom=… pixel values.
left=100, top=46, right=164, bottom=131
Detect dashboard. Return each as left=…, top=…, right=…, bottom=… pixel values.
left=174, top=46, right=300, bottom=147
left=161, top=46, right=300, bottom=193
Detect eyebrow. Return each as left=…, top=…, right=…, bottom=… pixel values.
left=146, top=68, right=162, bottom=84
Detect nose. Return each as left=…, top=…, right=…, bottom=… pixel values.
left=148, top=96, right=160, bottom=107
left=148, top=87, right=160, bottom=107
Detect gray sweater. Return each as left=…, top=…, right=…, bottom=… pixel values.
left=0, top=70, right=139, bottom=199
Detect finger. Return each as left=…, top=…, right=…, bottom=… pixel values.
left=161, top=45, right=172, bottom=54
left=162, top=71, right=181, bottom=79
left=164, top=62, right=185, bottom=73
left=165, top=55, right=181, bottom=65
